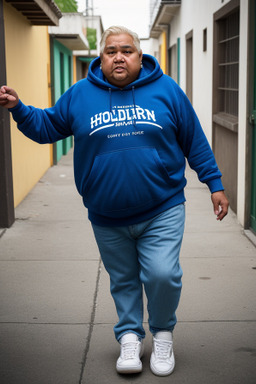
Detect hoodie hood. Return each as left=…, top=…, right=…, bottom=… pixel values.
left=87, top=54, right=163, bottom=90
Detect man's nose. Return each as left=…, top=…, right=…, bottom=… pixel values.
left=114, top=52, right=124, bottom=61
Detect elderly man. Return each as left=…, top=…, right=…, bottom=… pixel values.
left=0, top=25, right=228, bottom=377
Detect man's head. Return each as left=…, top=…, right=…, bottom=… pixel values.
left=99, top=26, right=143, bottom=88
left=100, top=26, right=141, bottom=54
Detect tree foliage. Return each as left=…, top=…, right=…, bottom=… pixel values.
left=87, top=28, right=97, bottom=50
left=55, top=0, right=78, bottom=13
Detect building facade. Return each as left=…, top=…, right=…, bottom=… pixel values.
left=0, top=1, right=103, bottom=228
left=149, top=0, right=256, bottom=236
left=0, top=0, right=61, bottom=227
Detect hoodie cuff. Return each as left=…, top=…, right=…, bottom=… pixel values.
left=206, top=178, right=224, bottom=194
left=9, top=99, right=31, bottom=124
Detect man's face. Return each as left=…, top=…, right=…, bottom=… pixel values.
left=100, top=33, right=142, bottom=88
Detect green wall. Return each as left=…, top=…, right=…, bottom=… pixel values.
left=52, top=39, right=73, bottom=164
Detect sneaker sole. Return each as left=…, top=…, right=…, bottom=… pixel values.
left=116, top=363, right=142, bottom=374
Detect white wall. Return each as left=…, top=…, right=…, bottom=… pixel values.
left=140, top=38, right=159, bottom=57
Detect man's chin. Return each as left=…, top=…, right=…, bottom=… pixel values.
left=111, top=75, right=129, bottom=87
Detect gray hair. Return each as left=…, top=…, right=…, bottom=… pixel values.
left=100, top=26, right=141, bottom=54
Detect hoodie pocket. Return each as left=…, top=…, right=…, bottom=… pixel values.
left=83, top=147, right=174, bottom=217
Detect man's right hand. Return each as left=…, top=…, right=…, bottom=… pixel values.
left=0, top=86, right=19, bottom=109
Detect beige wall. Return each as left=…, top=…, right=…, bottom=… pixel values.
left=4, top=2, right=53, bottom=207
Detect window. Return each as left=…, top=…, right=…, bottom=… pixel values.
left=217, top=9, right=239, bottom=117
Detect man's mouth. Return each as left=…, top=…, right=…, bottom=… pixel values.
left=114, top=66, right=126, bottom=72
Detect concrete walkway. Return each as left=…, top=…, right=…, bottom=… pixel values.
left=0, top=149, right=255, bottom=384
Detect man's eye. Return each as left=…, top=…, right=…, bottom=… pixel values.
left=107, top=51, right=115, bottom=55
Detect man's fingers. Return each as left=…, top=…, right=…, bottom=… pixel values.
left=1, top=85, right=12, bottom=93
left=218, top=201, right=229, bottom=220
left=0, top=85, right=19, bottom=108
left=0, top=85, right=9, bottom=95
left=211, top=191, right=229, bottom=221
left=213, top=201, right=219, bottom=216
left=0, top=93, right=16, bottom=101
left=216, top=207, right=228, bottom=221
left=6, top=94, right=16, bottom=101
left=0, top=85, right=17, bottom=100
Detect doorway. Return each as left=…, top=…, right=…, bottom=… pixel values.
left=186, top=30, right=193, bottom=104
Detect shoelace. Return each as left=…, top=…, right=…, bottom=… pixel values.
left=121, top=341, right=139, bottom=360
left=154, top=340, right=172, bottom=361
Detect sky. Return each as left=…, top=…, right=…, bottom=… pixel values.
left=77, top=0, right=150, bottom=38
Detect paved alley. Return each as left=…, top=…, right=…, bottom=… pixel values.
left=0, top=149, right=255, bottom=384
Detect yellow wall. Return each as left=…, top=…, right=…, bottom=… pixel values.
left=4, top=3, right=53, bottom=207
left=160, top=31, right=167, bottom=74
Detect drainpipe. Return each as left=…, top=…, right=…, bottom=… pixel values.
left=0, top=0, right=15, bottom=228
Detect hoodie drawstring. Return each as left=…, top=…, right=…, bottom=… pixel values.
left=132, top=86, right=137, bottom=128
left=109, top=88, right=112, bottom=113
left=108, top=86, right=138, bottom=128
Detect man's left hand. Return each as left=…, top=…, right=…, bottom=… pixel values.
left=211, top=191, right=229, bottom=221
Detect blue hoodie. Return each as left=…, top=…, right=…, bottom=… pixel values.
left=10, top=54, right=223, bottom=226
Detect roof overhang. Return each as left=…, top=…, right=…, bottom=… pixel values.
left=49, top=13, right=89, bottom=51
left=5, top=0, right=62, bottom=26
left=150, top=1, right=181, bottom=38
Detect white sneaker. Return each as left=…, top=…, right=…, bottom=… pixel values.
left=150, top=331, right=175, bottom=376
left=116, top=333, right=144, bottom=374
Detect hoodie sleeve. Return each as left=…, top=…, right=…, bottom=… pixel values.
left=174, top=85, right=224, bottom=193
left=9, top=88, right=73, bottom=144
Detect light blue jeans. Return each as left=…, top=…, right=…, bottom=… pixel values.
left=92, top=204, right=185, bottom=341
